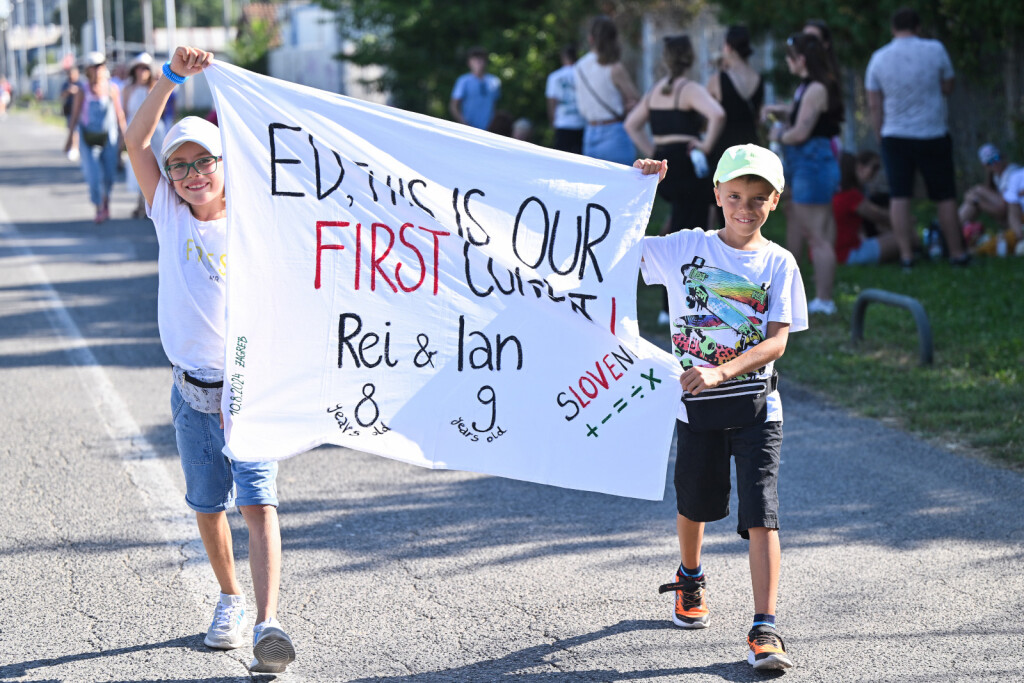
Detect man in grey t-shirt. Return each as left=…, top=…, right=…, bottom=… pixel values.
left=865, top=7, right=967, bottom=267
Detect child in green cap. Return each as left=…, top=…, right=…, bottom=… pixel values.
left=635, top=144, right=808, bottom=670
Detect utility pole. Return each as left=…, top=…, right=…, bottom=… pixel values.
left=59, top=0, right=70, bottom=60
left=114, top=0, right=124, bottom=63
left=223, top=0, right=232, bottom=47
left=142, top=0, right=153, bottom=55
left=15, top=0, right=26, bottom=95
left=0, top=0, right=9, bottom=86
left=32, top=0, right=44, bottom=96
left=165, top=0, right=176, bottom=58
left=90, top=0, right=104, bottom=56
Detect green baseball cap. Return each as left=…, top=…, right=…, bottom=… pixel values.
left=713, top=144, right=785, bottom=194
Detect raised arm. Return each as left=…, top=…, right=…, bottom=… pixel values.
left=125, top=46, right=213, bottom=207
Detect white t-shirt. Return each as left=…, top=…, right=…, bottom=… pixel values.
left=641, top=229, right=808, bottom=423
left=545, top=65, right=585, bottom=130
left=865, top=36, right=955, bottom=139
left=996, top=163, right=1021, bottom=196
left=574, top=52, right=624, bottom=123
left=1002, top=167, right=1024, bottom=208
left=147, top=177, right=228, bottom=371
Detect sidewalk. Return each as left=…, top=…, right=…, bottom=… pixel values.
left=1, top=110, right=1022, bottom=682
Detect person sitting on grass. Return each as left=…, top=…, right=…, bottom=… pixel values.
left=833, top=150, right=910, bottom=265
left=958, top=144, right=1020, bottom=238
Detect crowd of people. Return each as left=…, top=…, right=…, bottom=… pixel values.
left=451, top=9, right=1022, bottom=320
left=56, top=50, right=177, bottom=223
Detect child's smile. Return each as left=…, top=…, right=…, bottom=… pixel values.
left=167, top=141, right=226, bottom=220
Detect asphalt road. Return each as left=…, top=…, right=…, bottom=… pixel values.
left=1, top=111, right=1021, bottom=683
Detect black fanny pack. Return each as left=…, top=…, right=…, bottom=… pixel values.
left=682, top=371, right=778, bottom=432
left=81, top=130, right=110, bottom=147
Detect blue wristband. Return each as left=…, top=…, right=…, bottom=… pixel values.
left=162, top=62, right=187, bottom=85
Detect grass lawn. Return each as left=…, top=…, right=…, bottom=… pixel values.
left=638, top=198, right=1024, bottom=467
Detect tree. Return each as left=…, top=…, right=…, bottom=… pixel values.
left=62, top=0, right=229, bottom=51
left=231, top=18, right=275, bottom=75
left=715, top=0, right=1024, bottom=160
left=325, top=0, right=594, bottom=134
left=717, top=0, right=1023, bottom=75
left=321, top=1, right=705, bottom=140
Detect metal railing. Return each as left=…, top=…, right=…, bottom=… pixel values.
left=850, top=289, right=933, bottom=366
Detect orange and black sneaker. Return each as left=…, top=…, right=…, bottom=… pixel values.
left=746, top=625, right=794, bottom=670
left=657, top=570, right=709, bottom=628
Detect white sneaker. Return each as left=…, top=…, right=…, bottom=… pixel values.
left=250, top=617, right=296, bottom=674
left=807, top=298, right=837, bottom=315
left=204, top=593, right=247, bottom=649
left=657, top=311, right=670, bottom=326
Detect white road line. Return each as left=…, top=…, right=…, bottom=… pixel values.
left=0, top=204, right=304, bottom=679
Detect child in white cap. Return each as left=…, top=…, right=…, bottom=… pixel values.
left=635, top=145, right=808, bottom=670
left=124, top=46, right=295, bottom=674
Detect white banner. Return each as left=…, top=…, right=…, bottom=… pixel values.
left=206, top=62, right=682, bottom=500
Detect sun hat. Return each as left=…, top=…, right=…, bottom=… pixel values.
left=713, top=144, right=785, bottom=194
left=129, top=52, right=154, bottom=71
left=81, top=51, right=106, bottom=68
left=160, top=116, right=223, bottom=178
left=977, top=143, right=1001, bottom=165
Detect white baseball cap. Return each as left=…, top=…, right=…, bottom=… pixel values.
left=160, top=116, right=223, bottom=177
left=129, top=52, right=154, bottom=71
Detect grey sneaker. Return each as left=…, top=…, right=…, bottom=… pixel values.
left=250, top=618, right=295, bottom=674
left=204, top=593, right=247, bottom=650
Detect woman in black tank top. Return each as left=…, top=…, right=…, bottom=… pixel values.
left=625, top=35, right=724, bottom=236
left=625, top=35, right=724, bottom=323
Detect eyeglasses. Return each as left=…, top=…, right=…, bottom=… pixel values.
left=165, top=155, right=221, bottom=181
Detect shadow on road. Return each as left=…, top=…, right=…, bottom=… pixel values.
left=345, top=618, right=780, bottom=682
left=0, top=217, right=164, bottom=370
left=0, top=633, right=276, bottom=682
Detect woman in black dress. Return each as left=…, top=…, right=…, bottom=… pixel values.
left=707, top=25, right=764, bottom=228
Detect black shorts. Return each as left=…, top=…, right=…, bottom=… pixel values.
left=881, top=135, right=957, bottom=201
left=674, top=419, right=783, bottom=539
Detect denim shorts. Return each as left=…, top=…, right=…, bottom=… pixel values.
left=583, top=122, right=635, bottom=166
left=171, top=383, right=279, bottom=513
left=674, top=419, right=783, bottom=539
left=784, top=137, right=840, bottom=205
left=845, top=237, right=881, bottom=265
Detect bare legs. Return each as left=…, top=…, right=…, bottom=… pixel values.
left=196, top=505, right=281, bottom=624
left=790, top=202, right=835, bottom=302
left=891, top=197, right=965, bottom=262
left=747, top=527, right=780, bottom=615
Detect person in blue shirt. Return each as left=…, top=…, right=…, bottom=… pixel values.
left=449, top=46, right=501, bottom=130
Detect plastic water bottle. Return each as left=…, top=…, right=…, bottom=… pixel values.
left=769, top=121, right=785, bottom=156
left=689, top=148, right=709, bottom=178
left=996, top=235, right=1007, bottom=257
